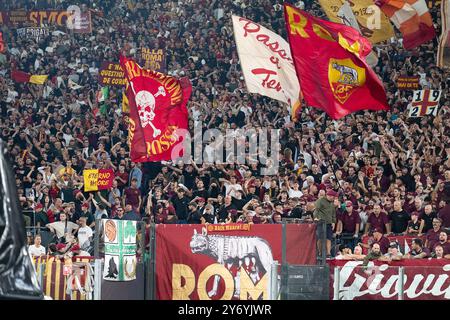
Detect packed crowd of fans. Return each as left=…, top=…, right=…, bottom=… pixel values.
left=0, top=0, right=449, bottom=260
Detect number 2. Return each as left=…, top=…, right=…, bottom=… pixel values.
left=410, top=107, right=419, bottom=117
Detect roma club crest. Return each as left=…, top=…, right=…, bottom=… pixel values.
left=328, top=58, right=366, bottom=104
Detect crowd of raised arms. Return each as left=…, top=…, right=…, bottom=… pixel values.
left=0, top=0, right=449, bottom=260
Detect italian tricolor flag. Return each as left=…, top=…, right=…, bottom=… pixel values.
left=96, top=86, right=109, bottom=103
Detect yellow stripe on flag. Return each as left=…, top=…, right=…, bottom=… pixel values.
left=45, top=257, right=54, bottom=297
left=55, top=259, right=61, bottom=300
left=83, top=169, right=99, bottom=192
left=29, top=74, right=48, bottom=85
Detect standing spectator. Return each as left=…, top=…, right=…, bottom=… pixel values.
left=406, top=212, right=423, bottom=236
left=425, top=218, right=443, bottom=250
left=123, top=178, right=142, bottom=214
left=28, top=234, right=46, bottom=257
left=314, top=189, right=337, bottom=258
left=129, top=162, right=142, bottom=189
left=46, top=212, right=79, bottom=243
left=438, top=202, right=450, bottom=230
left=171, top=188, right=190, bottom=224
left=336, top=201, right=360, bottom=251
left=365, top=204, right=390, bottom=235
left=389, top=200, right=410, bottom=234
left=76, top=216, right=93, bottom=251
left=420, top=204, right=437, bottom=234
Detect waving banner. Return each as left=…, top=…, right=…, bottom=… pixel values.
left=155, top=224, right=316, bottom=300
left=120, top=56, right=192, bottom=162
left=408, top=89, right=442, bottom=117
left=284, top=4, right=389, bottom=120
left=83, top=169, right=114, bottom=192
left=232, top=15, right=301, bottom=120
left=318, top=0, right=395, bottom=44
left=329, top=260, right=450, bottom=300
left=103, top=219, right=137, bottom=282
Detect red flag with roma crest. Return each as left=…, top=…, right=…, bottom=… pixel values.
left=284, top=4, right=389, bottom=120
left=120, top=55, right=192, bottom=162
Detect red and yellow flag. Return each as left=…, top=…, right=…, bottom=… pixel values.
left=283, top=4, right=389, bottom=120
left=11, top=70, right=48, bottom=85
left=120, top=55, right=192, bottom=162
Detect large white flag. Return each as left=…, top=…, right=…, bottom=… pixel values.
left=232, top=15, right=301, bottom=120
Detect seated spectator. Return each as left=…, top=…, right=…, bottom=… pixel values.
left=28, top=234, right=46, bottom=257
left=359, top=228, right=390, bottom=254
left=404, top=238, right=430, bottom=259
left=379, top=242, right=403, bottom=262
left=362, top=243, right=383, bottom=266
left=335, top=244, right=352, bottom=260
left=432, top=231, right=450, bottom=255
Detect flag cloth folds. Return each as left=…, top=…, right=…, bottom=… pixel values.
left=283, top=4, right=389, bottom=120
left=375, top=0, right=436, bottom=50
left=11, top=70, right=48, bottom=84
left=232, top=15, right=302, bottom=121
left=120, top=55, right=192, bottom=162
left=318, top=0, right=395, bottom=44
left=437, top=0, right=450, bottom=68
left=0, top=31, right=5, bottom=53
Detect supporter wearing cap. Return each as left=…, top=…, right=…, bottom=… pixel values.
left=74, top=202, right=95, bottom=228
left=314, top=189, right=338, bottom=257
left=336, top=200, right=361, bottom=251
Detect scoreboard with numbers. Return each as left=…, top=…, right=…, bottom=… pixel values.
left=408, top=89, right=442, bottom=117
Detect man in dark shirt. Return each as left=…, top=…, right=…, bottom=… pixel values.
left=201, top=204, right=216, bottom=224
left=171, top=188, right=189, bottom=223
left=187, top=203, right=202, bottom=224
left=433, top=231, right=450, bottom=255
left=438, top=203, right=450, bottom=229
left=425, top=218, right=443, bottom=250
left=123, top=178, right=142, bottom=214
left=192, top=180, right=209, bottom=201
left=337, top=201, right=360, bottom=250
left=404, top=238, right=430, bottom=259
left=389, top=200, right=410, bottom=234
left=217, top=195, right=237, bottom=223
left=419, top=204, right=437, bottom=233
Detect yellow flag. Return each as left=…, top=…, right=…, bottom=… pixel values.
left=29, top=74, right=48, bottom=85
left=83, top=169, right=99, bottom=192
left=318, top=0, right=395, bottom=44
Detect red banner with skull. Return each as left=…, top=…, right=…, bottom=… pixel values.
left=155, top=224, right=317, bottom=300
left=120, top=55, right=192, bottom=162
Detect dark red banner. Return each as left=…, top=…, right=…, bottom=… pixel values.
left=120, top=55, right=192, bottom=162
left=98, top=61, right=126, bottom=86
left=155, top=224, right=316, bottom=300
left=397, top=76, right=420, bottom=90
left=329, top=259, right=450, bottom=300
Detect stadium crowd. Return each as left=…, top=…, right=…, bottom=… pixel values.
left=0, top=0, right=449, bottom=259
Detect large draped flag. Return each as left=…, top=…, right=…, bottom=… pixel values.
left=437, top=0, right=450, bottom=68
left=120, top=55, right=192, bottom=162
left=283, top=4, right=389, bottom=120
left=375, top=0, right=436, bottom=50
left=319, top=0, right=395, bottom=44
left=11, top=70, right=48, bottom=85
left=232, top=15, right=302, bottom=121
